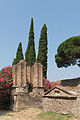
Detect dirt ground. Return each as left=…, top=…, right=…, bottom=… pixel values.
left=0, top=108, right=79, bottom=120
left=0, top=108, right=42, bottom=120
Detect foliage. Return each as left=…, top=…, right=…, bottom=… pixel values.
left=25, top=18, right=36, bottom=65
left=0, top=66, right=13, bottom=109
left=43, top=78, right=51, bottom=92
left=43, top=78, right=60, bottom=92
left=55, top=36, right=80, bottom=68
left=12, top=42, right=24, bottom=65
left=37, top=24, right=48, bottom=78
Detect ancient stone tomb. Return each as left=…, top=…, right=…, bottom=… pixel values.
left=43, top=85, right=80, bottom=118
left=11, top=60, right=44, bottom=111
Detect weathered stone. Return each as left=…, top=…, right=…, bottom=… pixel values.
left=32, top=62, right=43, bottom=87
left=43, top=86, right=78, bottom=117
left=12, top=60, right=43, bottom=111
left=12, top=60, right=27, bottom=87
left=11, top=60, right=80, bottom=118
left=26, top=65, right=31, bottom=83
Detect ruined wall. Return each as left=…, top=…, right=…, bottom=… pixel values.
left=43, top=97, right=76, bottom=115
left=27, top=62, right=43, bottom=87
left=43, top=84, right=80, bottom=118
left=12, top=60, right=28, bottom=111
left=12, top=60, right=27, bottom=87
left=11, top=60, right=80, bottom=118
left=58, top=78, right=80, bottom=118
left=12, top=60, right=43, bottom=89
left=71, top=85, right=80, bottom=118
left=11, top=60, right=44, bottom=111
left=60, top=77, right=80, bottom=88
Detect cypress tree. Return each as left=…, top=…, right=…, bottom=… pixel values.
left=12, top=42, right=24, bottom=65
left=37, top=24, right=48, bottom=78
left=25, top=18, right=36, bottom=65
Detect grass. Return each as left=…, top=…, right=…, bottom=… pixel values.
left=33, top=111, right=73, bottom=120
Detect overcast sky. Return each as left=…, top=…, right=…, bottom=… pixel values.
left=0, top=0, right=80, bottom=81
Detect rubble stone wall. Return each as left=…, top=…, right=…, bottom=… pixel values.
left=43, top=97, right=76, bottom=115
left=43, top=85, right=80, bottom=118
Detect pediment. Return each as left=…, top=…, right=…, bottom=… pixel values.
left=43, top=86, right=77, bottom=98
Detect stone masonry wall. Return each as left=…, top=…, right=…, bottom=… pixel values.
left=61, top=78, right=80, bottom=88
left=12, top=60, right=43, bottom=111
left=43, top=84, right=80, bottom=118
left=71, top=85, right=80, bottom=118
left=32, top=62, right=43, bottom=87
left=12, top=60, right=27, bottom=87
left=43, top=97, right=76, bottom=115
left=12, top=60, right=43, bottom=88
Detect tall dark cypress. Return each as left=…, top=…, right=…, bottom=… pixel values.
left=25, top=18, right=36, bottom=65
left=12, top=42, right=24, bottom=65
left=37, top=24, right=48, bottom=78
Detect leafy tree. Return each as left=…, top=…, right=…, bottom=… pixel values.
left=12, top=42, right=24, bottom=65
left=25, top=18, right=36, bottom=65
left=55, top=36, right=80, bottom=68
left=37, top=24, right=48, bottom=78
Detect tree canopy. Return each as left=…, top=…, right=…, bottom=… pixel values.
left=37, top=24, right=48, bottom=78
left=55, top=36, right=80, bottom=68
left=12, top=42, right=24, bottom=65
left=25, top=18, right=36, bottom=65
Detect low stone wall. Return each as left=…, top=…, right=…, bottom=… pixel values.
left=43, top=97, right=76, bottom=115
left=60, top=77, right=80, bottom=88
left=27, top=93, right=43, bottom=108
left=72, top=97, right=80, bottom=118
left=42, top=85, right=80, bottom=118
left=12, top=93, right=43, bottom=111
left=24, top=87, right=44, bottom=109
left=11, top=86, right=44, bottom=111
